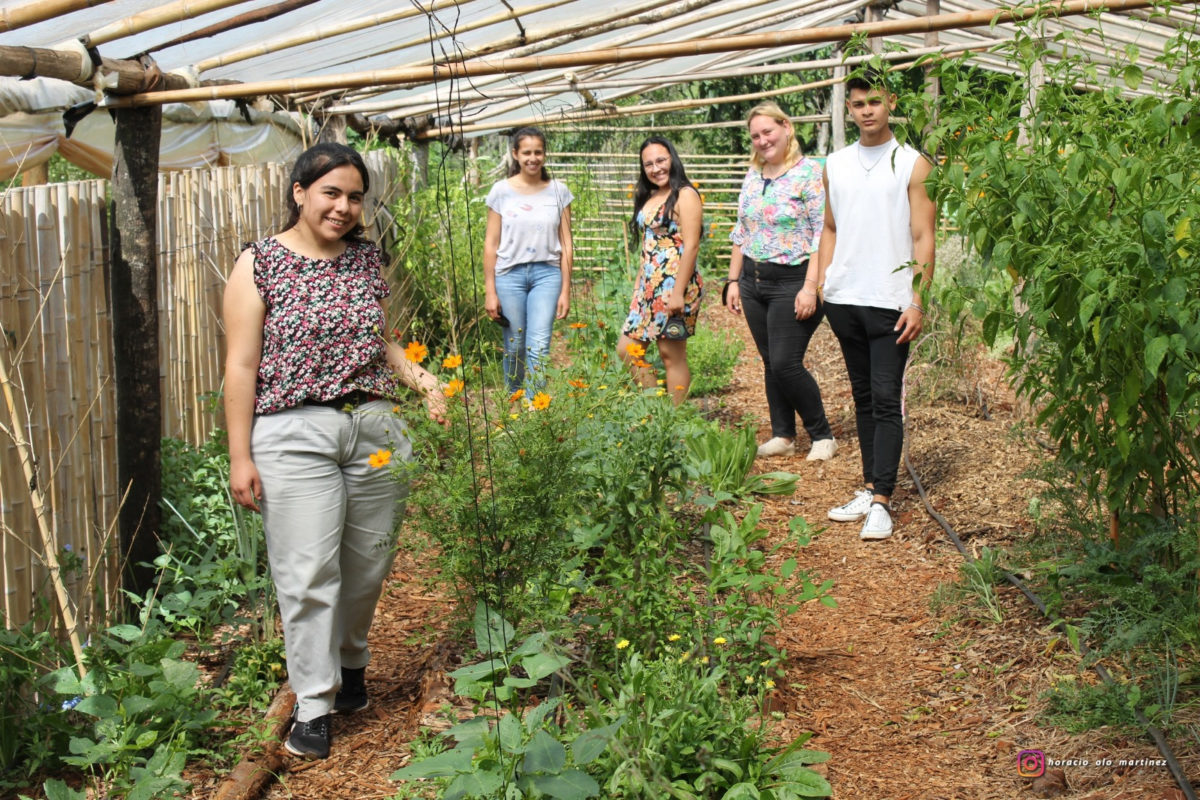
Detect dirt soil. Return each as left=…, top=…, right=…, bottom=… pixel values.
left=192, top=308, right=1198, bottom=800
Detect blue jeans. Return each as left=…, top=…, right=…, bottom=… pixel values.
left=494, top=262, right=563, bottom=393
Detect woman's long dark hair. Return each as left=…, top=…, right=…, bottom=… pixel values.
left=506, top=126, right=551, bottom=181
left=284, top=142, right=371, bottom=241
left=630, top=136, right=694, bottom=231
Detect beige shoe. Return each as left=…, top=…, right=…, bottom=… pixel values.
left=756, top=437, right=795, bottom=457
left=806, top=438, right=838, bottom=461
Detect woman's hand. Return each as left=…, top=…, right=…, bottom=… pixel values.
left=485, top=291, right=502, bottom=322
left=556, top=290, right=570, bottom=320
left=724, top=281, right=742, bottom=316
left=230, top=457, right=262, bottom=512
left=794, top=287, right=818, bottom=320
left=666, top=288, right=685, bottom=317
left=425, top=389, right=449, bottom=425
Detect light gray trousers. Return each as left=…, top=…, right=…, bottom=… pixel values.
left=251, top=400, right=412, bottom=722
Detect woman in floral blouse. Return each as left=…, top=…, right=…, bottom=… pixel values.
left=223, top=143, right=445, bottom=761
left=724, top=102, right=837, bottom=461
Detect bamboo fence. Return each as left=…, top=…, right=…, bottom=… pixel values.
left=0, top=151, right=400, bottom=630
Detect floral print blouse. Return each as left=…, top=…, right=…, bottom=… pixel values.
left=250, top=237, right=399, bottom=415
left=730, top=157, right=825, bottom=265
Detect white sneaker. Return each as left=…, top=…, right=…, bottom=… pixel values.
left=860, top=503, right=894, bottom=540
left=806, top=438, right=838, bottom=461
left=756, top=437, right=795, bottom=457
left=828, top=489, right=873, bottom=522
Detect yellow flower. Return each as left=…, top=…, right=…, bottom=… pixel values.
left=745, top=675, right=755, bottom=685
left=616, top=639, right=630, bottom=650
left=509, top=389, right=525, bottom=403
left=656, top=389, right=666, bottom=396
left=367, top=449, right=392, bottom=469
left=700, top=656, right=710, bottom=664
left=678, top=652, right=691, bottom=663
left=531, top=392, right=551, bottom=410
left=713, top=637, right=727, bottom=645
left=443, top=378, right=464, bottom=398
left=656, top=379, right=665, bottom=385
left=403, top=341, right=428, bottom=363
left=667, top=634, right=681, bottom=642
left=509, top=412, right=520, bottom=420
left=442, top=354, right=463, bottom=369
left=760, top=659, right=771, bottom=667
left=625, top=342, right=646, bottom=358
left=765, top=679, right=776, bottom=690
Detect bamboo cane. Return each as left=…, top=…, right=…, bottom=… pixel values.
left=85, top=0, right=260, bottom=47
left=288, top=0, right=732, bottom=105
left=345, top=38, right=991, bottom=121
left=0, top=0, right=114, bottom=34
left=105, top=0, right=1177, bottom=108
left=148, top=0, right=320, bottom=53
left=194, top=0, right=475, bottom=72
left=0, top=336, right=87, bottom=679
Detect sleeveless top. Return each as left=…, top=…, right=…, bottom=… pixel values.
left=823, top=139, right=921, bottom=310
left=250, top=237, right=400, bottom=415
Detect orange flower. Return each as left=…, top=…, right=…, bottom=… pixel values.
left=367, top=449, right=392, bottom=469
left=531, top=392, right=551, bottom=410
left=443, top=378, right=464, bottom=398
left=569, top=322, right=587, bottom=329
left=625, top=342, right=646, bottom=358
left=404, top=341, right=428, bottom=363
left=509, top=389, right=525, bottom=403
left=634, top=359, right=652, bottom=369
left=568, top=379, right=589, bottom=389
left=442, top=354, right=463, bottom=369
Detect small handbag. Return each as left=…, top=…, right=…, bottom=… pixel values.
left=661, top=316, right=688, bottom=340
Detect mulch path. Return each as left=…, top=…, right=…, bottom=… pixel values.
left=193, top=303, right=1198, bottom=800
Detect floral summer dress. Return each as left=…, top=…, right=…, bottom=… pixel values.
left=621, top=198, right=703, bottom=342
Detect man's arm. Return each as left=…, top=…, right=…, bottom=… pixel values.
left=895, top=156, right=936, bottom=344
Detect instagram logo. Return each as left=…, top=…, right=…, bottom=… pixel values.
left=1017, top=749, right=1046, bottom=778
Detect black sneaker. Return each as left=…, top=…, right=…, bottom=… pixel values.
left=285, top=713, right=331, bottom=759
left=333, top=666, right=369, bottom=715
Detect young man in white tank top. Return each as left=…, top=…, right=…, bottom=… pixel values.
left=811, top=73, right=936, bottom=540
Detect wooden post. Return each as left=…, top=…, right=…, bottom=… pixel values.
left=925, top=0, right=941, bottom=128
left=20, top=162, right=48, bottom=186
left=411, top=140, right=429, bottom=193
left=831, top=62, right=846, bottom=151
left=467, top=138, right=480, bottom=188
left=109, top=105, right=162, bottom=600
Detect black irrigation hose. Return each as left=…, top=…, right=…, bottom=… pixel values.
left=902, top=432, right=1198, bottom=799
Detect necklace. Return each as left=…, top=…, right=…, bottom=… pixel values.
left=856, top=142, right=890, bottom=177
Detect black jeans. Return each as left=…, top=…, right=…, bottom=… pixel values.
left=824, top=302, right=910, bottom=498
left=739, top=258, right=833, bottom=443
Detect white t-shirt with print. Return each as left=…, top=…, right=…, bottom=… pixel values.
left=486, top=179, right=573, bottom=273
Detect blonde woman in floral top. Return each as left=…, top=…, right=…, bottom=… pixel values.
left=724, top=101, right=837, bottom=462
left=223, top=143, right=445, bottom=761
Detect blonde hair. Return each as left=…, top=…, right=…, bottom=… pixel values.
left=746, top=101, right=801, bottom=172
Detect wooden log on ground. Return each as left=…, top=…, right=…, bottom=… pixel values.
left=214, top=687, right=297, bottom=800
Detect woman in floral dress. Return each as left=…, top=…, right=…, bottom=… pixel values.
left=617, top=136, right=703, bottom=404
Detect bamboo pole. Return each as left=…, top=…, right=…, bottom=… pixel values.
left=0, top=336, right=87, bottom=679
left=148, top=0, right=320, bottom=53
left=291, top=0, right=731, bottom=105
left=194, top=0, right=475, bottom=72
left=84, top=0, right=260, bottom=47
left=419, top=45, right=994, bottom=137
left=0, top=46, right=196, bottom=92
left=107, top=0, right=1174, bottom=108
left=348, top=38, right=991, bottom=122
left=0, top=0, right=115, bottom=33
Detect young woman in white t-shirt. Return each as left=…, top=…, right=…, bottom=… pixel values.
left=483, top=127, right=574, bottom=395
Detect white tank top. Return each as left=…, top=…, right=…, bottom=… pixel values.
left=824, top=139, right=920, bottom=310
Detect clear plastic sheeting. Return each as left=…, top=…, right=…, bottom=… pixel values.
left=0, top=77, right=305, bottom=179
